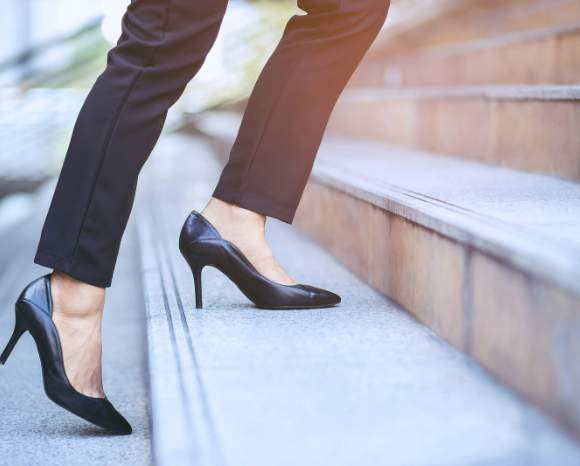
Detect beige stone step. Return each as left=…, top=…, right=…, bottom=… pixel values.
left=372, top=0, right=580, bottom=60
left=326, top=85, right=580, bottom=181
left=187, top=110, right=580, bottom=441
left=379, top=25, right=580, bottom=87
left=352, top=0, right=580, bottom=86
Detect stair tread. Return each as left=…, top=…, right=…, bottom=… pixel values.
left=344, top=84, right=580, bottom=101
left=370, top=0, right=580, bottom=59
left=315, top=137, right=580, bottom=295
left=192, top=111, right=580, bottom=294
left=136, top=132, right=580, bottom=466
left=392, top=23, right=580, bottom=61
left=374, top=24, right=580, bottom=87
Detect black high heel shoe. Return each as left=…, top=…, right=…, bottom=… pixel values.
left=0, top=275, right=132, bottom=435
left=179, top=210, right=341, bottom=310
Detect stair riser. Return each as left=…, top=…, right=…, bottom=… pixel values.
left=365, top=0, right=580, bottom=71
left=294, top=179, right=580, bottom=439
left=327, top=97, right=580, bottom=180
left=374, top=29, right=580, bottom=87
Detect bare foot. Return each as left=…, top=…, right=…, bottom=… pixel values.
left=50, top=271, right=106, bottom=398
left=201, top=197, right=297, bottom=285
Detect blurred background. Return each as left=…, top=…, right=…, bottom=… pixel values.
left=0, top=0, right=301, bottom=203
left=0, top=0, right=453, bottom=209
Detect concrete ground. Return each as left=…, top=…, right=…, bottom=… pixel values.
left=0, top=192, right=151, bottom=466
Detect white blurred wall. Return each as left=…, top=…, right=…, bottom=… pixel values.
left=0, top=0, right=103, bottom=62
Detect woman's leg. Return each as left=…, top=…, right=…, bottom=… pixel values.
left=207, top=0, right=390, bottom=283
left=34, top=0, right=228, bottom=396
left=35, top=0, right=228, bottom=288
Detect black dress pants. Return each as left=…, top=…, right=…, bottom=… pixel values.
left=34, top=0, right=389, bottom=288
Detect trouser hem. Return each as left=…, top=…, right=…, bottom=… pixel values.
left=212, top=188, right=295, bottom=224
left=33, top=250, right=112, bottom=288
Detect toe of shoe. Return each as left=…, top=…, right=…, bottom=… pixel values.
left=321, top=289, right=341, bottom=306
left=300, top=285, right=341, bottom=307
left=114, top=416, right=133, bottom=435
left=101, top=401, right=133, bottom=435
left=110, top=410, right=133, bottom=435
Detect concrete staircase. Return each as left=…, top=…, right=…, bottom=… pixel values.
left=190, top=0, right=580, bottom=446
left=362, top=0, right=580, bottom=68
left=326, top=85, right=580, bottom=180
left=304, top=0, right=580, bottom=440
left=134, top=133, right=580, bottom=466
left=376, top=24, right=580, bottom=87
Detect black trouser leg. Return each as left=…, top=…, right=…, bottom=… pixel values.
left=34, top=0, right=228, bottom=287
left=212, top=0, right=390, bottom=222
left=35, top=0, right=388, bottom=288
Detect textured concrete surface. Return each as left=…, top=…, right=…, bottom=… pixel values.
left=0, top=191, right=151, bottom=465
left=137, top=132, right=580, bottom=466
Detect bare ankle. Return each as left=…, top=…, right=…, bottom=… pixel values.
left=203, top=197, right=266, bottom=230
left=199, top=198, right=295, bottom=285
left=50, top=271, right=105, bottom=318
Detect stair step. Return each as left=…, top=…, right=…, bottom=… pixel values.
left=136, top=131, right=580, bottom=465
left=293, top=136, right=580, bottom=440
left=327, top=85, right=580, bottom=181
left=367, top=24, right=580, bottom=87
left=302, top=138, right=580, bottom=294
left=191, top=110, right=580, bottom=440
left=367, top=0, right=580, bottom=65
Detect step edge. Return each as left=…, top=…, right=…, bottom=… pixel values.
left=368, top=0, right=579, bottom=59
left=385, top=23, right=580, bottom=66
left=136, top=200, right=223, bottom=466
left=342, top=85, right=580, bottom=102
left=311, top=147, right=580, bottom=298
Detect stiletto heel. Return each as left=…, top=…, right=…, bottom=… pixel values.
left=0, top=307, right=27, bottom=365
left=3, top=275, right=132, bottom=434
left=192, top=266, right=203, bottom=309
left=179, top=210, right=341, bottom=310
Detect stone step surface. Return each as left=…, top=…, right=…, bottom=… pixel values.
left=363, top=24, right=580, bottom=87
left=136, top=130, right=580, bottom=465
left=326, top=85, right=580, bottom=181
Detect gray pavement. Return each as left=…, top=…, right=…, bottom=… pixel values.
left=137, top=132, right=580, bottom=466
left=0, top=189, right=151, bottom=465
